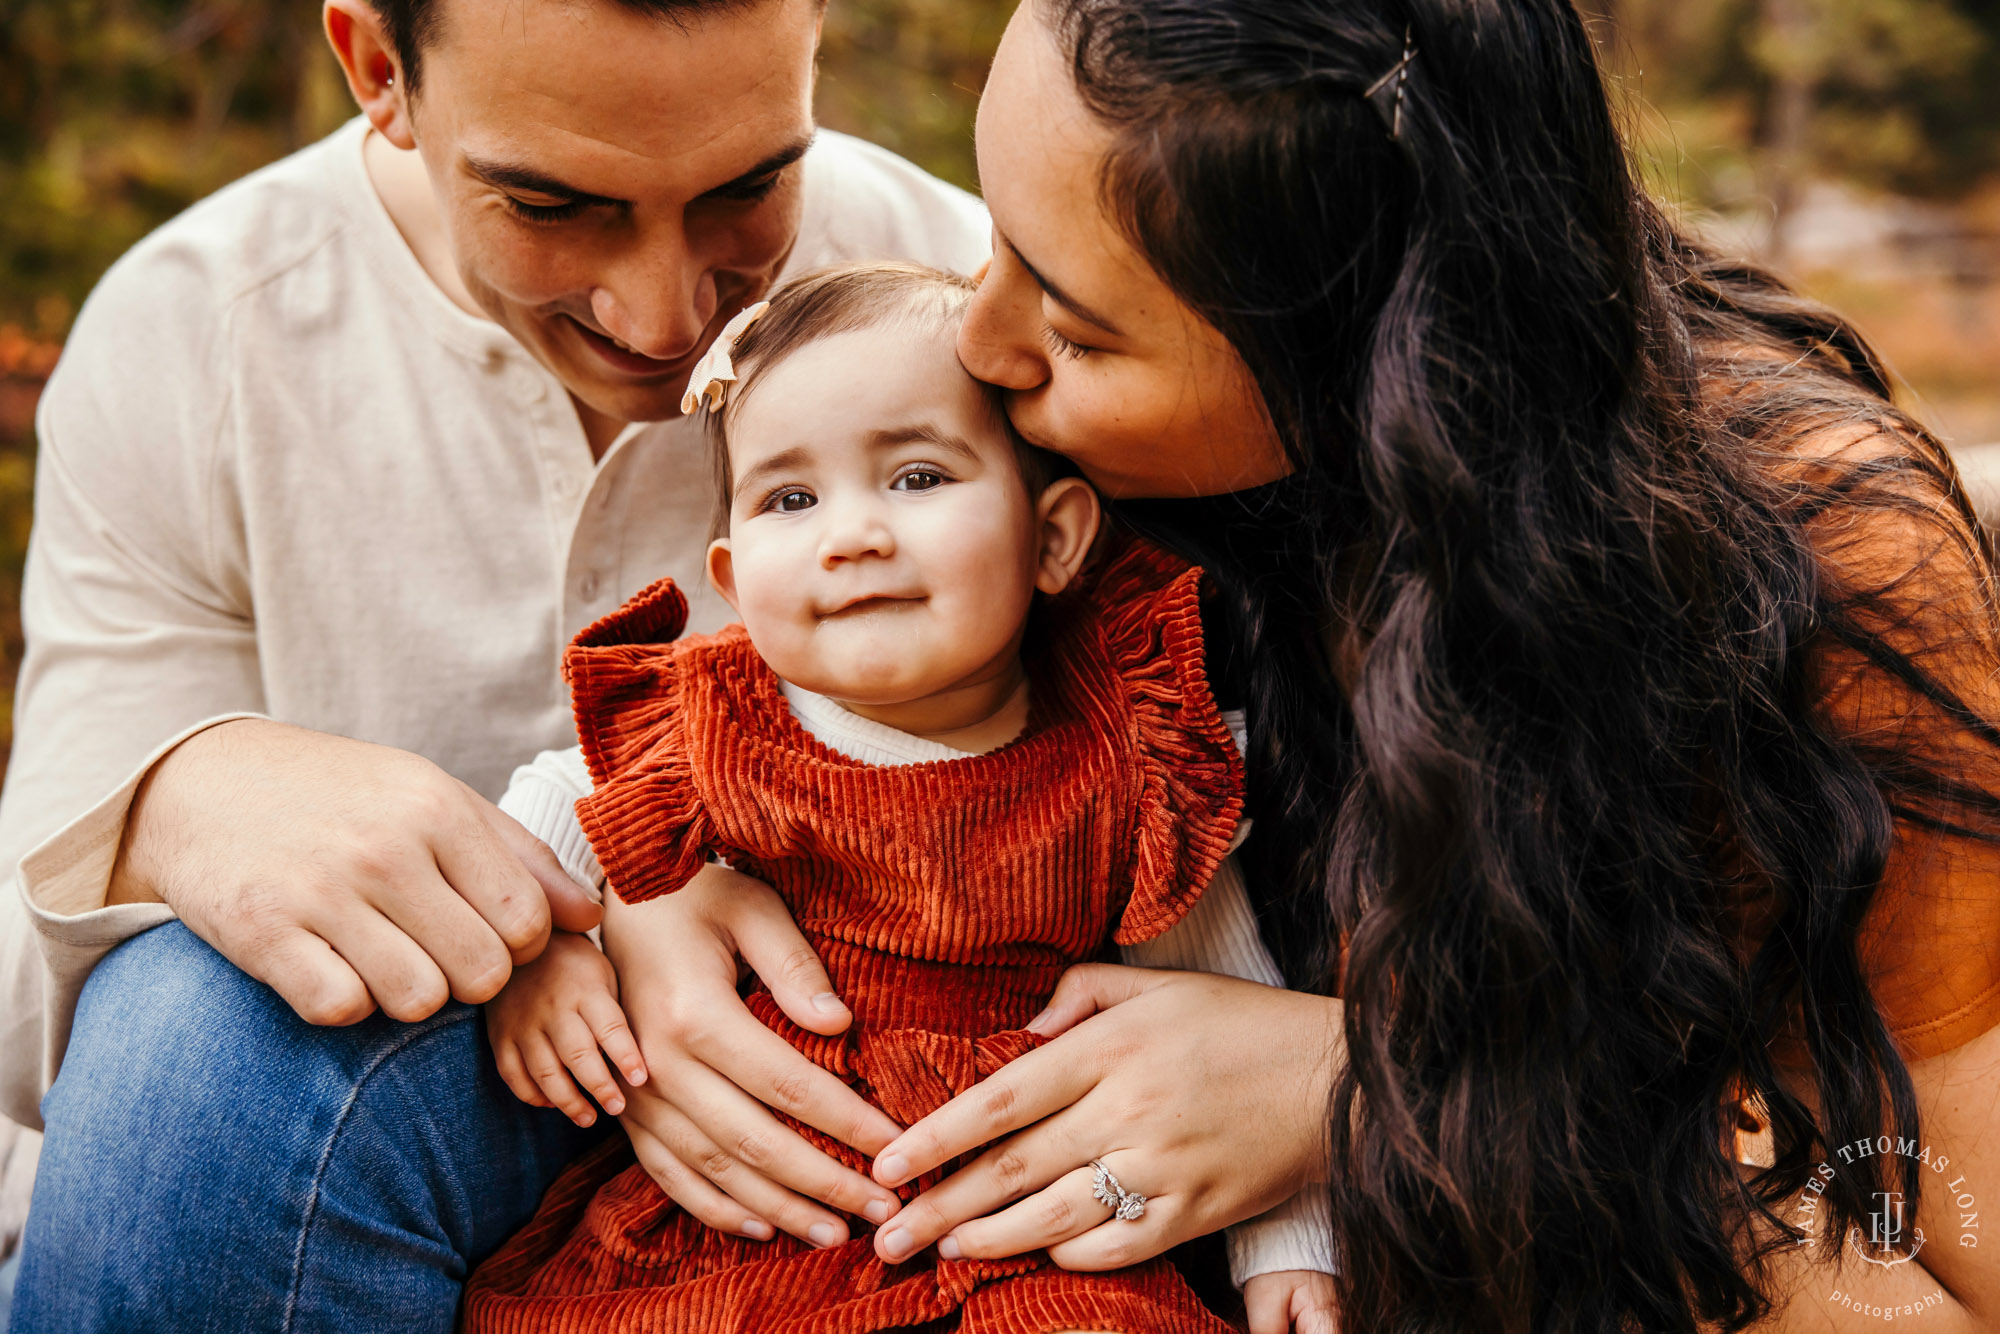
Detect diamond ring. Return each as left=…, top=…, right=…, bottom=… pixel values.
left=1089, top=1159, right=1147, bottom=1222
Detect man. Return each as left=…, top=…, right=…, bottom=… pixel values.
left=0, top=0, right=986, bottom=1325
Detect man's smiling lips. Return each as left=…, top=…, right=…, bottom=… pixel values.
left=563, top=314, right=697, bottom=380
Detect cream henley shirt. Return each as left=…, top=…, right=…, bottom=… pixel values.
left=0, top=116, right=990, bottom=1130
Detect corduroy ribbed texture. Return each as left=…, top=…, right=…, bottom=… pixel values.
left=462, top=539, right=1246, bottom=1333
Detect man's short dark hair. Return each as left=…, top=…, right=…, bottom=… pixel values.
left=371, top=0, right=761, bottom=93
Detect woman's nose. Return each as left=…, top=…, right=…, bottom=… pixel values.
left=957, top=266, right=1048, bottom=393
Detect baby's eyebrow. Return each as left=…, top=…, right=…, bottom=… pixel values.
left=865, top=426, right=981, bottom=463
left=732, top=446, right=812, bottom=499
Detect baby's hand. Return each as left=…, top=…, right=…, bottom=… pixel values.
left=487, top=929, right=648, bottom=1127
left=1244, top=1269, right=1338, bottom=1334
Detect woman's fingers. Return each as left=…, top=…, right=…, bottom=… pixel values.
left=875, top=1114, right=1088, bottom=1259
left=624, top=1113, right=775, bottom=1241
left=931, top=1163, right=1113, bottom=1261
left=1023, top=961, right=1171, bottom=1038
left=1042, top=1188, right=1186, bottom=1272
left=709, top=865, right=854, bottom=1038
left=875, top=1034, right=1099, bottom=1187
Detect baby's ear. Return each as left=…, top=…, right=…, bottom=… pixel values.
left=1033, top=477, right=1101, bottom=595
left=705, top=538, right=741, bottom=612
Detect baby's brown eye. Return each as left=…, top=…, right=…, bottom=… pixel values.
left=774, top=489, right=816, bottom=512
left=895, top=470, right=944, bottom=492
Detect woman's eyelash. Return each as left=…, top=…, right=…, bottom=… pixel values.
left=1043, top=326, right=1091, bottom=360
left=503, top=196, right=590, bottom=225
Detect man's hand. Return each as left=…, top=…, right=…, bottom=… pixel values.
left=110, top=719, right=601, bottom=1025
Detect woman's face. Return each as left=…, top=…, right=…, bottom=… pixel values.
left=960, top=2, right=1292, bottom=499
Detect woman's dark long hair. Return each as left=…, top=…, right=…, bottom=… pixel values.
left=1044, top=0, right=2000, bottom=1329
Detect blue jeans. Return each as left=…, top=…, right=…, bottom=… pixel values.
left=11, top=923, right=598, bottom=1333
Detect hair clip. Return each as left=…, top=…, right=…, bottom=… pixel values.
left=680, top=300, right=772, bottom=415
left=1363, top=27, right=1418, bottom=143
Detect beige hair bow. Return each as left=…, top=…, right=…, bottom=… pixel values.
left=679, top=301, right=772, bottom=415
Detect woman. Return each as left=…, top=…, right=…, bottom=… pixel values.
left=606, top=0, right=2000, bottom=1328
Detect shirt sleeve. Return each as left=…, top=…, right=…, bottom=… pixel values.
left=496, top=747, right=605, bottom=898
left=0, top=235, right=261, bottom=1129
left=1120, top=852, right=1334, bottom=1282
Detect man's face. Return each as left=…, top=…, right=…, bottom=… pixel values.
left=407, top=0, right=821, bottom=425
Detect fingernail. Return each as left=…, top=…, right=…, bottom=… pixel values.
left=626, top=1069, right=647, bottom=1086
left=937, top=1235, right=962, bottom=1261
left=876, top=1153, right=907, bottom=1183
left=808, top=1222, right=842, bottom=1248
left=1024, top=1009, right=1053, bottom=1035
left=742, top=1218, right=774, bottom=1240
left=879, top=1227, right=911, bottom=1260
left=576, top=1112, right=595, bottom=1127
left=810, top=992, right=843, bottom=1013
left=602, top=1097, right=624, bottom=1114
left=863, top=1199, right=894, bottom=1225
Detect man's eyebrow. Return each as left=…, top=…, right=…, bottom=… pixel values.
left=866, top=425, right=981, bottom=462
left=1004, top=236, right=1123, bottom=337
left=462, top=156, right=624, bottom=208
left=732, top=446, right=812, bottom=499
left=701, top=136, right=815, bottom=199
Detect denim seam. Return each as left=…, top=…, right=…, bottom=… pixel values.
left=280, top=1006, right=479, bottom=1333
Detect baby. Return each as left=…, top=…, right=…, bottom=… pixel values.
left=462, top=263, right=1334, bottom=1334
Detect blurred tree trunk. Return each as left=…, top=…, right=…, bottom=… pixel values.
left=1758, top=0, right=1817, bottom=265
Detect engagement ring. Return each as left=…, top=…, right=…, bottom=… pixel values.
left=1089, top=1159, right=1147, bottom=1222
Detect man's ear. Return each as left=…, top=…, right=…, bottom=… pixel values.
left=324, top=0, right=416, bottom=149
left=706, top=538, right=742, bottom=613
left=1032, top=477, right=1102, bottom=596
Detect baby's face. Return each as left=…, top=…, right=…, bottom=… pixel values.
left=708, top=323, right=1045, bottom=707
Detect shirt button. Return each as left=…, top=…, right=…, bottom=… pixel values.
left=579, top=571, right=602, bottom=601
left=552, top=474, right=576, bottom=500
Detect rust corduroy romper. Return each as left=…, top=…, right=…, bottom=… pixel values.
left=462, top=540, right=1247, bottom=1334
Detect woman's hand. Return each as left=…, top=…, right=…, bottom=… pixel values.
left=602, top=866, right=907, bottom=1246
left=868, top=964, right=1342, bottom=1269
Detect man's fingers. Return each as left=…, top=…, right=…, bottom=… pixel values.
left=364, top=867, right=514, bottom=1006
left=714, top=866, right=850, bottom=1037
left=314, top=906, right=452, bottom=1022
left=1023, top=962, right=1166, bottom=1038
left=482, top=796, right=602, bottom=935
left=243, top=929, right=375, bottom=1027
left=875, top=1040, right=1097, bottom=1187
left=582, top=992, right=648, bottom=1087
left=623, top=1115, right=775, bottom=1241
left=689, top=1010, right=901, bottom=1155
left=434, top=800, right=558, bottom=964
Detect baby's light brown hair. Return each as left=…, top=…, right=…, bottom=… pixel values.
left=701, top=261, right=1060, bottom=532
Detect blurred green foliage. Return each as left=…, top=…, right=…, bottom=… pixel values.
left=0, top=0, right=1998, bottom=767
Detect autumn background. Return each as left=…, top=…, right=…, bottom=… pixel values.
left=1, top=0, right=1998, bottom=772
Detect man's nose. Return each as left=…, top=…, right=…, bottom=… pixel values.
left=588, top=230, right=712, bottom=362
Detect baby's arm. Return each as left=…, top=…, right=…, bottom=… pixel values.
left=488, top=749, right=644, bottom=1126
left=1119, top=854, right=1337, bottom=1321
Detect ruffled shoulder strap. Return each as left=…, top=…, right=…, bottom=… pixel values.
left=562, top=578, right=722, bottom=903
left=1065, top=535, right=1247, bottom=944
